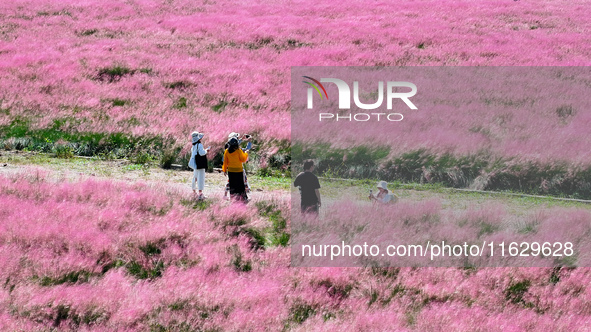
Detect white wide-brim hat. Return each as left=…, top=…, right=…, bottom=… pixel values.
left=192, top=131, right=204, bottom=144
left=377, top=181, right=388, bottom=190
left=228, top=132, right=240, bottom=139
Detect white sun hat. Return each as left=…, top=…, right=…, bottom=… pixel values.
left=191, top=131, right=204, bottom=144
left=377, top=181, right=388, bottom=190
left=228, top=132, right=240, bottom=139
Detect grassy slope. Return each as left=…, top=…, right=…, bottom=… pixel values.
left=2, top=155, right=591, bottom=329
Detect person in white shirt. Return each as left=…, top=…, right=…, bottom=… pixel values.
left=369, top=181, right=398, bottom=204
left=188, top=131, right=210, bottom=199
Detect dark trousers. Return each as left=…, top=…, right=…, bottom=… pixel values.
left=301, top=203, right=319, bottom=215
left=228, top=171, right=247, bottom=201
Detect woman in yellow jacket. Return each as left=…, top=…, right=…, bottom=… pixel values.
left=222, top=137, right=249, bottom=202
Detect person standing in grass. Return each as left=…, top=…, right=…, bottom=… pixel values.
left=223, top=133, right=252, bottom=200
left=294, top=159, right=322, bottom=215
left=188, top=131, right=210, bottom=200
left=222, top=137, right=249, bottom=202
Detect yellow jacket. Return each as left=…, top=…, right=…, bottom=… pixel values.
left=222, top=149, right=248, bottom=173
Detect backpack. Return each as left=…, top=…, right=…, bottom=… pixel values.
left=189, top=143, right=208, bottom=170
left=195, top=143, right=208, bottom=169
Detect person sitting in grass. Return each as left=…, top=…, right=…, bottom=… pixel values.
left=369, top=181, right=398, bottom=204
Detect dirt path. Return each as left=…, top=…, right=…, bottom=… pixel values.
left=3, top=151, right=589, bottom=213
left=0, top=151, right=289, bottom=202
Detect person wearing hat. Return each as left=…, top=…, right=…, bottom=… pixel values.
left=224, top=132, right=252, bottom=150
left=223, top=133, right=252, bottom=200
left=188, top=131, right=210, bottom=199
left=369, top=181, right=398, bottom=204
left=222, top=137, right=249, bottom=202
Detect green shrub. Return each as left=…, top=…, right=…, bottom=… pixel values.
left=159, top=146, right=181, bottom=169
left=173, top=97, right=187, bottom=109
left=211, top=99, right=228, bottom=113
left=164, top=80, right=192, bottom=89
left=96, top=65, right=135, bottom=82
left=504, top=280, right=531, bottom=304
left=229, top=244, right=252, bottom=272
left=288, top=302, right=316, bottom=325
left=126, top=260, right=165, bottom=279
left=37, top=270, right=93, bottom=286
left=131, top=151, right=154, bottom=165
left=256, top=200, right=290, bottom=247
left=79, top=29, right=98, bottom=36
left=53, top=144, right=74, bottom=159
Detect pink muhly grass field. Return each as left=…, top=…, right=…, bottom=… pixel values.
left=1, top=171, right=591, bottom=330
left=1, top=0, right=591, bottom=147
left=2, top=0, right=591, bottom=330
left=292, top=198, right=591, bottom=267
